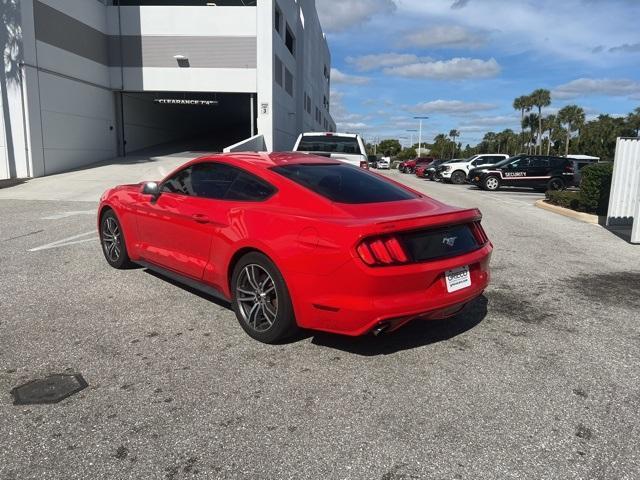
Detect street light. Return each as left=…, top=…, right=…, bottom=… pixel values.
left=406, top=129, right=418, bottom=149
left=413, top=117, right=428, bottom=157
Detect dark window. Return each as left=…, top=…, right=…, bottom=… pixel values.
left=531, top=157, right=550, bottom=168
left=508, top=157, right=531, bottom=169
left=297, top=135, right=361, bottom=154
left=274, top=4, right=282, bottom=35
left=285, top=25, right=295, bottom=55
left=161, top=163, right=274, bottom=201
left=274, top=56, right=283, bottom=87
left=284, top=68, right=293, bottom=96
left=401, top=224, right=479, bottom=263
left=271, top=164, right=417, bottom=204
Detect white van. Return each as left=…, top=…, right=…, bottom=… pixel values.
left=293, top=132, right=368, bottom=168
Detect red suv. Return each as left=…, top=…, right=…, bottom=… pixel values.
left=399, top=157, right=434, bottom=174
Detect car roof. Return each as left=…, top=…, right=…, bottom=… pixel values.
left=188, top=152, right=342, bottom=169
left=301, top=132, right=359, bottom=138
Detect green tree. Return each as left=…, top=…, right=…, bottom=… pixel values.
left=627, top=107, right=640, bottom=136
left=530, top=89, right=551, bottom=154
left=376, top=139, right=402, bottom=157
left=513, top=95, right=533, bottom=152
left=558, top=105, right=585, bottom=156
left=448, top=129, right=460, bottom=158
left=578, top=114, right=635, bottom=161
left=522, top=113, right=539, bottom=154
left=541, top=114, right=557, bottom=155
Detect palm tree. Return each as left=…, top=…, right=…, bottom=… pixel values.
left=558, top=105, right=585, bottom=156
left=530, top=89, right=551, bottom=154
left=449, top=129, right=460, bottom=158
left=513, top=95, right=532, bottom=152
left=1, top=0, right=22, bottom=179
left=522, top=113, right=539, bottom=154
left=542, top=114, right=557, bottom=155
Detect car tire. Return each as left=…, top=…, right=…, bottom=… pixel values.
left=482, top=176, right=501, bottom=191
left=100, top=210, right=134, bottom=269
left=231, top=252, right=298, bottom=344
left=547, top=177, right=565, bottom=191
left=451, top=170, right=467, bottom=184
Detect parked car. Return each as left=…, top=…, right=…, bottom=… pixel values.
left=399, top=157, right=435, bottom=174
left=98, top=152, right=492, bottom=343
left=437, top=154, right=509, bottom=184
left=468, top=155, right=575, bottom=191
left=377, top=156, right=391, bottom=169
left=422, top=159, right=452, bottom=181
left=293, top=132, right=368, bottom=169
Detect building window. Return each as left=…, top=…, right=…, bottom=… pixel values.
left=285, top=25, right=295, bottom=56
left=284, top=68, right=293, bottom=96
left=275, top=56, right=283, bottom=87
left=305, top=94, right=312, bottom=114
left=274, top=4, right=282, bottom=36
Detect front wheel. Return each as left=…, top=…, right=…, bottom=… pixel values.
left=231, top=252, right=298, bottom=344
left=482, top=176, right=501, bottom=191
left=450, top=170, right=467, bottom=184
left=100, top=210, right=134, bottom=269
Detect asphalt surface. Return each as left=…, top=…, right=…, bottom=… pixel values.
left=1, top=172, right=639, bottom=479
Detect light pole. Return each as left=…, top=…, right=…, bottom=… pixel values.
left=406, top=129, right=417, bottom=149
left=413, top=117, right=428, bottom=157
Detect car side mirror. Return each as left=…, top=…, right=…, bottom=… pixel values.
left=141, top=181, right=160, bottom=198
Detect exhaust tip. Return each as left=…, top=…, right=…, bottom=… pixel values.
left=372, top=322, right=390, bottom=336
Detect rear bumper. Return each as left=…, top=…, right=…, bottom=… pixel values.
left=287, top=243, right=492, bottom=336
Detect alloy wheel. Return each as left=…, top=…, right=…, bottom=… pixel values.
left=486, top=177, right=499, bottom=190
left=102, top=217, right=121, bottom=262
left=236, top=264, right=278, bottom=333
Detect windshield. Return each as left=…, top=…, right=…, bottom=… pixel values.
left=271, top=163, right=417, bottom=204
left=296, top=136, right=361, bottom=155
left=494, top=156, right=523, bottom=168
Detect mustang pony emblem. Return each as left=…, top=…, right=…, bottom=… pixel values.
left=442, top=236, right=457, bottom=247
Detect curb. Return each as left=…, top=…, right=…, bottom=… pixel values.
left=534, top=200, right=602, bottom=225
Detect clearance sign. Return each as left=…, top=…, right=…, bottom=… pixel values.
left=154, top=99, right=218, bottom=106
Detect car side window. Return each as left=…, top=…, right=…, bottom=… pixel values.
left=161, top=166, right=195, bottom=195
left=226, top=171, right=276, bottom=201
left=508, top=157, right=531, bottom=169
left=531, top=157, right=550, bottom=168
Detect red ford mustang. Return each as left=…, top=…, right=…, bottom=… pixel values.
left=98, top=152, right=492, bottom=343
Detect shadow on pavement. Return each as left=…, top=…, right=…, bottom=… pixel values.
left=310, top=295, right=488, bottom=356
left=143, top=268, right=231, bottom=310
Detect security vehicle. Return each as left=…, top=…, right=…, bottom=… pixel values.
left=399, top=157, right=435, bottom=174
left=98, top=152, right=492, bottom=343
left=422, top=159, right=452, bottom=181
left=293, top=132, right=368, bottom=169
left=437, top=154, right=509, bottom=184
left=468, top=155, right=575, bottom=191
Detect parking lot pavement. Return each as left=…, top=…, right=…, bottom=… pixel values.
left=1, top=175, right=639, bottom=479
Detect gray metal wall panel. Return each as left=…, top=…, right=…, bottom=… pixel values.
left=110, top=36, right=257, bottom=68
left=607, top=137, right=640, bottom=226
left=34, top=1, right=109, bottom=65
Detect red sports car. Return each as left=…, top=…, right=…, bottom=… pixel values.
left=98, top=152, right=492, bottom=343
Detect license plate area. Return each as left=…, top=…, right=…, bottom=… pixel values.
left=445, top=265, right=471, bottom=293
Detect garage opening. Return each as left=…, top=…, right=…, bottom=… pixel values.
left=118, top=91, right=254, bottom=155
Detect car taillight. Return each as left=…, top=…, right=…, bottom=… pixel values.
left=564, top=164, right=574, bottom=173
left=360, top=160, right=369, bottom=169
left=357, top=236, right=408, bottom=266
left=470, top=221, right=489, bottom=245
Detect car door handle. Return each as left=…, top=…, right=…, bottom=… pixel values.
left=192, top=214, right=210, bottom=224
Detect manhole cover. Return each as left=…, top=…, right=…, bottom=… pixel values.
left=10, top=374, right=88, bottom=405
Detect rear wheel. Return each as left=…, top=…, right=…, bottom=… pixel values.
left=100, top=210, right=134, bottom=269
left=547, top=177, right=565, bottom=191
left=483, top=176, right=501, bottom=191
left=231, top=252, right=298, bottom=344
left=451, top=170, right=467, bottom=185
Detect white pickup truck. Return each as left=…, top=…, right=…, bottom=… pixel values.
left=293, top=132, right=368, bottom=168
left=438, top=154, right=510, bottom=184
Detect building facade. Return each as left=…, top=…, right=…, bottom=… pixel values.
left=0, top=0, right=335, bottom=180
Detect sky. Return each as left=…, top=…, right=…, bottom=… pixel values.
left=316, top=0, right=640, bottom=146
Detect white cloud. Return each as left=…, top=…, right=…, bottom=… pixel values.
left=384, top=57, right=501, bottom=79
left=330, top=68, right=370, bottom=85
left=347, top=53, right=430, bottom=72
left=403, top=26, right=485, bottom=49
left=609, top=42, right=640, bottom=53
left=316, top=0, right=396, bottom=33
left=410, top=99, right=496, bottom=114
left=553, top=78, right=640, bottom=99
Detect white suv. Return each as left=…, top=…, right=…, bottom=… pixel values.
left=293, top=132, right=368, bottom=168
left=438, top=154, right=509, bottom=184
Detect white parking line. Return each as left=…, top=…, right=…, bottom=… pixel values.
left=42, top=210, right=95, bottom=220
left=28, top=231, right=98, bottom=252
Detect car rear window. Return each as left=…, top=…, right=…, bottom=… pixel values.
left=271, top=164, right=417, bottom=204
left=296, top=135, right=361, bottom=154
